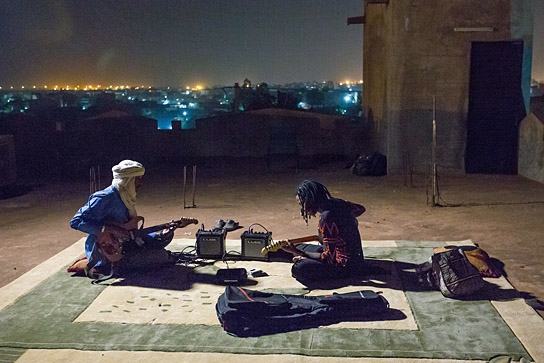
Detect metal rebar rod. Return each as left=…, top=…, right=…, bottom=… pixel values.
left=432, top=95, right=437, bottom=206
left=183, top=165, right=187, bottom=209
left=192, top=165, right=197, bottom=207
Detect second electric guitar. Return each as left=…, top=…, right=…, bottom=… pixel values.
left=260, top=235, right=319, bottom=255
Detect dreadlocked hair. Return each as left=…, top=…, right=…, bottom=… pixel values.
left=296, top=180, right=331, bottom=224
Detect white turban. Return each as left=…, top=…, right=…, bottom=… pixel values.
left=111, top=160, right=145, bottom=217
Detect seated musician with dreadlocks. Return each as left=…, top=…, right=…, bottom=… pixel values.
left=281, top=180, right=366, bottom=286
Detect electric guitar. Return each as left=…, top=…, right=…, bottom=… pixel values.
left=97, top=216, right=198, bottom=262
left=260, top=235, right=319, bottom=255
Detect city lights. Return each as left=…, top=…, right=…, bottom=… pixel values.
left=1, top=80, right=363, bottom=124
left=0, top=83, right=165, bottom=91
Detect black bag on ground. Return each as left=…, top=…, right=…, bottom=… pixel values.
left=416, top=248, right=485, bottom=298
left=215, top=286, right=389, bottom=336
left=352, top=152, right=387, bottom=176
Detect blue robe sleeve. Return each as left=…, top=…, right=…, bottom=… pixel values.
left=70, top=186, right=129, bottom=236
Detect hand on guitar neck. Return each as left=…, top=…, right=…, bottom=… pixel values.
left=260, top=235, right=319, bottom=255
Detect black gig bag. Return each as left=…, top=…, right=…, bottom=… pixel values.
left=215, top=286, right=389, bottom=337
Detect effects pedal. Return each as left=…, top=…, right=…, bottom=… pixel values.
left=216, top=268, right=248, bottom=285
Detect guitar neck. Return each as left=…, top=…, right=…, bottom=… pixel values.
left=137, top=218, right=198, bottom=235
left=286, top=235, right=320, bottom=244
left=139, top=223, right=170, bottom=235
left=261, top=235, right=319, bottom=255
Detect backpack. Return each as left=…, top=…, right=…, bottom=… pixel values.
left=352, top=152, right=387, bottom=176
left=215, top=286, right=389, bottom=337
left=417, top=247, right=485, bottom=298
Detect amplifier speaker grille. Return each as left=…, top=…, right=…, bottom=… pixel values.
left=241, top=231, right=271, bottom=261
left=196, top=229, right=226, bottom=259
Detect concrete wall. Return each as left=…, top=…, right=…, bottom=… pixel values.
left=0, top=135, right=17, bottom=187
left=1, top=108, right=366, bottom=180
left=363, top=0, right=534, bottom=174
left=519, top=112, right=544, bottom=183
left=151, top=109, right=366, bottom=162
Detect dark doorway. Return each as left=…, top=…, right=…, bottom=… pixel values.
left=465, top=41, right=526, bottom=174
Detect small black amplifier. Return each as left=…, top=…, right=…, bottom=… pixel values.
left=241, top=223, right=272, bottom=261
left=196, top=226, right=226, bottom=259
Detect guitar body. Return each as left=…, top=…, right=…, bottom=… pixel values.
left=97, top=216, right=198, bottom=262
left=97, top=227, right=127, bottom=262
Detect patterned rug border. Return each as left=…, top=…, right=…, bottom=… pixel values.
left=14, top=349, right=491, bottom=363
left=0, top=238, right=542, bottom=362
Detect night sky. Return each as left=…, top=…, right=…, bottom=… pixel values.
left=0, top=0, right=363, bottom=88
left=0, top=0, right=542, bottom=89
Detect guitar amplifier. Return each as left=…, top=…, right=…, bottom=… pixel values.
left=241, top=224, right=272, bottom=261
left=196, top=227, right=226, bottom=259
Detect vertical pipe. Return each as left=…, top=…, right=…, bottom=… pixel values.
left=432, top=95, right=437, bottom=206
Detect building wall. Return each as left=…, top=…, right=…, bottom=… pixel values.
left=0, top=135, right=17, bottom=187
left=519, top=112, right=544, bottom=183
left=1, top=108, right=366, bottom=180
left=363, top=0, right=534, bottom=174
left=150, top=110, right=366, bottom=162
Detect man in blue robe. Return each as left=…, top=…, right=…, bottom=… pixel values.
left=70, top=160, right=173, bottom=278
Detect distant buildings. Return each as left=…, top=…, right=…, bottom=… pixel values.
left=0, top=81, right=362, bottom=130
left=0, top=81, right=364, bottom=180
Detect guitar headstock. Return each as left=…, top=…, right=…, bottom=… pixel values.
left=260, top=239, right=288, bottom=255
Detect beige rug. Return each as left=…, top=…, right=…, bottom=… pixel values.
left=75, top=239, right=416, bottom=330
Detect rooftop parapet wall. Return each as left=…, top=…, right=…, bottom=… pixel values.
left=1, top=109, right=366, bottom=179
